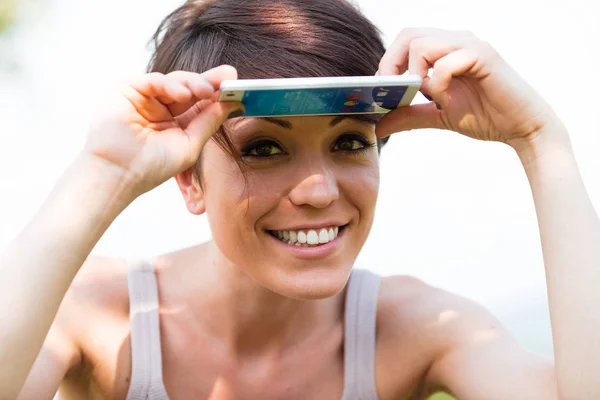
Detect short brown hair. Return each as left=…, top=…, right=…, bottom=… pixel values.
left=148, top=0, right=388, bottom=181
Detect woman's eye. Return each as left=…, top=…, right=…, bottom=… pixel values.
left=334, top=134, right=375, bottom=154
left=336, top=139, right=365, bottom=151
left=250, top=144, right=282, bottom=157
left=242, top=140, right=284, bottom=158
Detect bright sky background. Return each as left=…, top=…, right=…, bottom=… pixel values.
left=1, top=0, right=599, bottom=359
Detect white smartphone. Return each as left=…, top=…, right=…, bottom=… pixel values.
left=217, top=75, right=422, bottom=117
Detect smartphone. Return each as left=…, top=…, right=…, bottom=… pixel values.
left=217, top=75, right=422, bottom=117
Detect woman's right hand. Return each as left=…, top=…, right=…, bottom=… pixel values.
left=85, top=65, right=243, bottom=197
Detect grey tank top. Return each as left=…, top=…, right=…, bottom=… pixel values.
left=125, top=259, right=381, bottom=400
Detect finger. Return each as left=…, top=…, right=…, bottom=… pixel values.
left=375, top=103, right=445, bottom=137
left=199, top=65, right=238, bottom=91
left=427, top=47, right=482, bottom=109
left=183, top=101, right=245, bottom=162
left=377, top=28, right=441, bottom=76
left=123, top=66, right=239, bottom=124
left=175, top=99, right=214, bottom=129
left=165, top=71, right=216, bottom=117
left=165, top=66, right=238, bottom=117
left=123, top=73, right=192, bottom=122
left=121, top=87, right=176, bottom=123
left=131, top=72, right=193, bottom=105
left=407, top=35, right=465, bottom=78
left=176, top=98, right=244, bottom=129
left=406, top=33, right=482, bottom=109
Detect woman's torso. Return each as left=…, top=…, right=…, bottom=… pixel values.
left=56, top=247, right=438, bottom=400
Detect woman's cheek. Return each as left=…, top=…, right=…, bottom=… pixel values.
left=340, top=160, right=380, bottom=198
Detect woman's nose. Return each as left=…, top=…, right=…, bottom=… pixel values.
left=289, top=168, right=340, bottom=209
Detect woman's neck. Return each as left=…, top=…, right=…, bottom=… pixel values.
left=156, top=241, right=345, bottom=357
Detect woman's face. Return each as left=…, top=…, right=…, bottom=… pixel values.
left=198, top=115, right=380, bottom=299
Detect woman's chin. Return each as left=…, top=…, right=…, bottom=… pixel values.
left=264, top=265, right=352, bottom=300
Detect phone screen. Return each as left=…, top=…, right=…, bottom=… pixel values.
left=238, top=85, right=409, bottom=117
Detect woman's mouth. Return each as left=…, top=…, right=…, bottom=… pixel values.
left=267, top=225, right=346, bottom=247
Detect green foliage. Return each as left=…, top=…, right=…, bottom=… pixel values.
left=0, top=0, right=17, bottom=34
left=428, top=392, right=456, bottom=400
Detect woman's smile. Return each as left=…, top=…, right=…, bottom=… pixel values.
left=265, top=224, right=348, bottom=259
left=268, top=225, right=341, bottom=246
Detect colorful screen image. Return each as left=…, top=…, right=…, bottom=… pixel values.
left=239, top=85, right=409, bottom=117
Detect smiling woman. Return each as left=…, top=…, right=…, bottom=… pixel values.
left=2, top=0, right=599, bottom=399
left=189, top=113, right=381, bottom=300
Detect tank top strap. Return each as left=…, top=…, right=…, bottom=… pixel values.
left=341, top=268, right=382, bottom=400
left=126, top=259, right=169, bottom=400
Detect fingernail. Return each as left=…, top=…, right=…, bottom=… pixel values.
left=228, top=109, right=245, bottom=119
left=435, top=102, right=442, bottom=111
left=423, top=94, right=433, bottom=102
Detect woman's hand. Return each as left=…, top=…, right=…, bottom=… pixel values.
left=85, top=65, right=243, bottom=197
left=375, top=28, right=565, bottom=150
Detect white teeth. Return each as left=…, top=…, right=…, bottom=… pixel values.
left=307, top=230, right=319, bottom=245
left=271, top=225, right=343, bottom=247
left=297, top=231, right=307, bottom=244
left=319, top=228, right=329, bottom=244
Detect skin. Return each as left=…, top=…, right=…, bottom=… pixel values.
left=190, top=115, right=380, bottom=301
left=1, top=28, right=598, bottom=400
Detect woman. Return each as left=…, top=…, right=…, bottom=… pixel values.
left=1, top=0, right=598, bottom=399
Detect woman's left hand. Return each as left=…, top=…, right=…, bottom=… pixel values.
left=375, top=28, right=565, bottom=149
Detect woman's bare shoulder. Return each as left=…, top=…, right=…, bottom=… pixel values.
left=68, top=256, right=130, bottom=310
left=373, top=276, right=450, bottom=398
left=378, top=275, right=500, bottom=342
left=56, top=256, right=131, bottom=338
left=377, top=275, right=445, bottom=349
left=376, top=275, right=511, bottom=394
left=17, top=257, right=133, bottom=399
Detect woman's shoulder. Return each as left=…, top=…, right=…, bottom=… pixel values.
left=57, top=256, right=132, bottom=341
left=377, top=275, right=507, bottom=372
left=378, top=275, right=501, bottom=343
left=52, top=256, right=136, bottom=397
left=375, top=275, right=506, bottom=397
left=67, top=256, right=131, bottom=312
left=377, top=275, right=444, bottom=350
left=380, top=275, right=500, bottom=329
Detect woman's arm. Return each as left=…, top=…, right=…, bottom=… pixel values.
left=0, top=154, right=134, bottom=399
left=416, top=126, right=599, bottom=400
left=515, top=126, right=600, bottom=399
left=0, top=66, right=241, bottom=399
left=376, top=28, right=600, bottom=398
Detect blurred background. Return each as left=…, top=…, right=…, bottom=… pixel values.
left=0, top=0, right=599, bottom=389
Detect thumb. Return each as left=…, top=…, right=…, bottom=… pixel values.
left=375, top=102, right=444, bottom=138
left=185, top=101, right=244, bottom=154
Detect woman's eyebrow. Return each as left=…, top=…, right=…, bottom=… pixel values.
left=329, top=115, right=378, bottom=126
left=258, top=117, right=293, bottom=129
left=247, top=115, right=377, bottom=129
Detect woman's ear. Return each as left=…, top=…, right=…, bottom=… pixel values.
left=175, top=167, right=206, bottom=215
